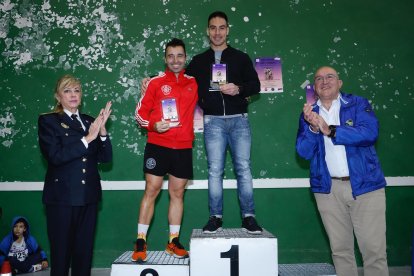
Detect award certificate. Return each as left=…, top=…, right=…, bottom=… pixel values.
left=255, top=57, right=283, bottom=93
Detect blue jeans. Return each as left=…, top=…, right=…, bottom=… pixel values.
left=203, top=114, right=255, bottom=217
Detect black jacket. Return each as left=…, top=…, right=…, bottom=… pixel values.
left=38, top=112, right=112, bottom=206
left=186, top=45, right=260, bottom=115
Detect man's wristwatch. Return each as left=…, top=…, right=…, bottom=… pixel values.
left=328, top=125, right=336, bottom=138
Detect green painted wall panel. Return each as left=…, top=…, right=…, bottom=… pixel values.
left=1, top=0, right=414, bottom=267
left=1, top=188, right=413, bottom=266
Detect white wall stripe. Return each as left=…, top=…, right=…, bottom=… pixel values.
left=0, top=177, right=413, bottom=191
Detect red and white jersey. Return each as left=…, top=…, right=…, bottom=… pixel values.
left=135, top=69, right=198, bottom=149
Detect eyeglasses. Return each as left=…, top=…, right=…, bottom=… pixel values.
left=314, top=74, right=338, bottom=83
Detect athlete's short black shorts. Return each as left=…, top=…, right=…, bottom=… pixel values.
left=143, top=143, right=193, bottom=179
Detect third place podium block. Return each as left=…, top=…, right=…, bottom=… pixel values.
left=190, top=228, right=278, bottom=276
left=111, top=251, right=189, bottom=276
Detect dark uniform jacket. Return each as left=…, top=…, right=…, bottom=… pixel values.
left=38, top=112, right=112, bottom=206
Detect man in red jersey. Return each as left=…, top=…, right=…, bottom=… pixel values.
left=132, top=38, right=198, bottom=262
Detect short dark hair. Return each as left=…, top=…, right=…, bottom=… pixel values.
left=208, top=11, right=228, bottom=26
left=165, top=38, right=186, bottom=57
left=14, top=218, right=28, bottom=230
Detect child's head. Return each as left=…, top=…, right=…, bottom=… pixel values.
left=13, top=218, right=28, bottom=239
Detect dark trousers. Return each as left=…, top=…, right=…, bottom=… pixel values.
left=9, top=251, right=43, bottom=274
left=46, top=204, right=98, bottom=276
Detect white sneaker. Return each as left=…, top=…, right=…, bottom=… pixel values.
left=32, top=264, right=42, bottom=272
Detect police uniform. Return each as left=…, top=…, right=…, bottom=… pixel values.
left=38, top=111, right=112, bottom=276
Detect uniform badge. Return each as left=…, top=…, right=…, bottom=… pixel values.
left=61, top=123, right=69, bottom=129
left=161, top=85, right=172, bottom=95
left=345, top=119, right=353, bottom=126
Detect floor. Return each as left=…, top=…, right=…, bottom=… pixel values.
left=21, top=266, right=412, bottom=276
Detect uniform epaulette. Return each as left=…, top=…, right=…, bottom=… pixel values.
left=39, top=111, right=60, bottom=116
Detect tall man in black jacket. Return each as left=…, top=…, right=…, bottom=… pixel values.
left=186, top=11, right=262, bottom=234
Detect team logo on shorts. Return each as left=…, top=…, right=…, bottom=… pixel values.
left=146, top=158, right=156, bottom=169
left=161, top=85, right=172, bottom=95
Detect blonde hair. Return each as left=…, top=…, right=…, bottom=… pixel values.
left=53, top=74, right=82, bottom=113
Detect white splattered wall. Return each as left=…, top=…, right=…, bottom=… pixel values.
left=1, top=0, right=413, bottom=181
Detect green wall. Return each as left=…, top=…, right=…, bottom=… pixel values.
left=1, top=187, right=413, bottom=267
left=1, top=0, right=414, bottom=267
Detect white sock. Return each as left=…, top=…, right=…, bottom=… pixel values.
left=169, top=225, right=181, bottom=242
left=137, top=223, right=149, bottom=240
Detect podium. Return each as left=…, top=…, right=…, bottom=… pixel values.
left=111, top=251, right=189, bottom=276
left=111, top=228, right=278, bottom=276
left=190, top=228, right=278, bottom=276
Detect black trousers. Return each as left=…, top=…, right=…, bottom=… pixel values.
left=46, top=204, right=98, bottom=276
left=9, top=251, right=43, bottom=273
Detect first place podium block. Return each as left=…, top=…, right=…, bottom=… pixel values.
left=111, top=251, right=189, bottom=276
left=190, top=228, right=278, bottom=276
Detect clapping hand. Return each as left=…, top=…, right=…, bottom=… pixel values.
left=85, top=101, right=112, bottom=143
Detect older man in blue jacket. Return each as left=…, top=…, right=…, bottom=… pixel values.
left=296, top=66, right=388, bottom=276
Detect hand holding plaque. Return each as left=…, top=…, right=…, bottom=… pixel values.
left=209, top=63, right=227, bottom=91
left=161, top=98, right=180, bottom=127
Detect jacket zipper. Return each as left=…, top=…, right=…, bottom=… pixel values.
left=220, top=92, right=226, bottom=115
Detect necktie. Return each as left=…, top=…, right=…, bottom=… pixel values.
left=71, top=114, right=83, bottom=130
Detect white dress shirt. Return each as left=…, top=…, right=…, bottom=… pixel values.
left=317, top=96, right=350, bottom=177
left=64, top=109, right=89, bottom=148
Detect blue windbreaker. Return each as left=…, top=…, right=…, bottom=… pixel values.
left=296, top=92, right=386, bottom=197
left=0, top=216, right=48, bottom=266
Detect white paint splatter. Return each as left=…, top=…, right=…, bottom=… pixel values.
left=92, top=6, right=117, bottom=23
left=231, top=7, right=236, bottom=11
left=0, top=112, right=18, bottom=147
left=14, top=51, right=33, bottom=66
left=243, top=16, right=249, bottom=22
left=0, top=0, right=14, bottom=12
left=2, top=140, right=13, bottom=147
left=333, top=36, right=341, bottom=43
left=300, top=80, right=310, bottom=89
left=14, top=14, right=33, bottom=28
left=0, top=18, right=9, bottom=38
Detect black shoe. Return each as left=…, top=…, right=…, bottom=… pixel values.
left=242, top=216, right=263, bottom=234
left=202, top=216, right=223, bottom=233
